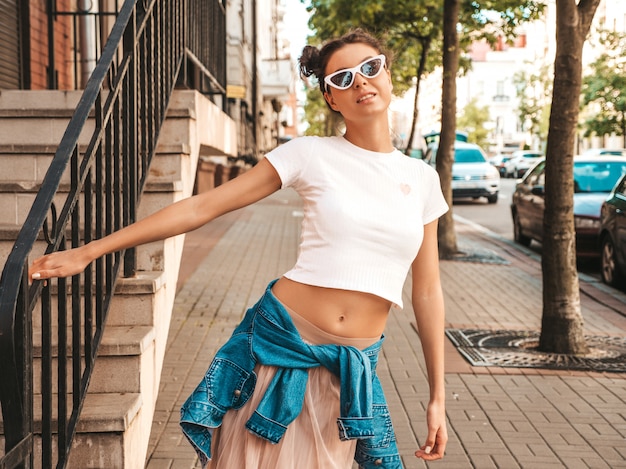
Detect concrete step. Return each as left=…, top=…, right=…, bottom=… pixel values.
left=0, top=268, right=165, bottom=330
left=0, top=91, right=91, bottom=151
left=32, top=325, right=155, bottom=395
left=0, top=90, right=202, bottom=151
left=0, top=181, right=186, bottom=273
left=0, top=392, right=144, bottom=468
left=0, top=178, right=183, bottom=225
left=0, top=142, right=191, bottom=186
left=0, top=90, right=83, bottom=111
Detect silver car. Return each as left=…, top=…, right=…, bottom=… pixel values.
left=504, top=150, right=544, bottom=178
left=425, top=141, right=500, bottom=204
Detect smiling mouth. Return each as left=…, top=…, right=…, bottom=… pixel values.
left=357, top=93, right=376, bottom=103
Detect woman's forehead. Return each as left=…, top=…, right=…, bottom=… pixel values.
left=326, top=43, right=380, bottom=71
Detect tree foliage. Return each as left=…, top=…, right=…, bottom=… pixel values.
left=457, top=98, right=491, bottom=148
left=581, top=29, right=626, bottom=146
left=513, top=63, right=552, bottom=148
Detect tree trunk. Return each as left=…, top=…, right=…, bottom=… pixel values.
left=437, top=0, right=459, bottom=258
left=405, top=37, right=431, bottom=155
left=539, top=0, right=601, bottom=355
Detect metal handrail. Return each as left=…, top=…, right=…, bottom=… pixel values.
left=0, top=0, right=226, bottom=467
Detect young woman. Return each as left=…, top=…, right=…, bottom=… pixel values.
left=30, top=29, right=448, bottom=468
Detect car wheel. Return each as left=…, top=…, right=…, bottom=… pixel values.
left=513, top=212, right=531, bottom=247
left=601, top=235, right=624, bottom=287
left=487, top=193, right=498, bottom=204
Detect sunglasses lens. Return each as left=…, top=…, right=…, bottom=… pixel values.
left=361, top=58, right=382, bottom=77
left=329, top=71, right=354, bottom=89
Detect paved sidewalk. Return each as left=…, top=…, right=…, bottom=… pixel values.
left=145, top=189, right=626, bottom=469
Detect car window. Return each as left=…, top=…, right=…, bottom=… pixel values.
left=455, top=148, right=486, bottom=163
left=524, top=161, right=545, bottom=186
left=573, top=162, right=626, bottom=193
left=614, top=175, right=626, bottom=197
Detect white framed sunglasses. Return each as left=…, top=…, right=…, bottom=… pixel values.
left=324, top=54, right=386, bottom=91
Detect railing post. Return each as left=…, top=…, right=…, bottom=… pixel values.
left=46, top=0, right=58, bottom=89
left=0, top=268, right=33, bottom=468
left=123, top=7, right=139, bottom=278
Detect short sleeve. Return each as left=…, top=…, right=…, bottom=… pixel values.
left=421, top=164, right=449, bottom=224
left=264, top=137, right=316, bottom=189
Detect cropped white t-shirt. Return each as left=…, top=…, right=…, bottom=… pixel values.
left=265, top=136, right=449, bottom=308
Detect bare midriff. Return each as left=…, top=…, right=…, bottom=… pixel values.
left=271, top=277, right=391, bottom=338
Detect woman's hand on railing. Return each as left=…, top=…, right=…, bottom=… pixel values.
left=29, top=245, right=93, bottom=284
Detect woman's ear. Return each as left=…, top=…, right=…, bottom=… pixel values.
left=324, top=91, right=340, bottom=111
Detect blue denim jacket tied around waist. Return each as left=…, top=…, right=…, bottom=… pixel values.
left=180, top=280, right=403, bottom=468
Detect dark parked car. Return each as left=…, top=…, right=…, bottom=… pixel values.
left=599, top=174, right=626, bottom=287
left=511, top=155, right=626, bottom=258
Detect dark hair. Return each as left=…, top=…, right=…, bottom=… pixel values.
left=299, top=28, right=390, bottom=95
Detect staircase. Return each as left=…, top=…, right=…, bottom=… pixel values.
left=0, top=89, right=236, bottom=467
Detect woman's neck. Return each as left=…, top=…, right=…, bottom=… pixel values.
left=343, top=119, right=394, bottom=153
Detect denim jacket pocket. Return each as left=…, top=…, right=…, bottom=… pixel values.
left=358, top=404, right=395, bottom=449
left=354, top=404, right=402, bottom=468
left=206, top=357, right=257, bottom=410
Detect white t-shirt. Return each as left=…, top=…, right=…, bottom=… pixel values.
left=265, top=135, right=449, bottom=308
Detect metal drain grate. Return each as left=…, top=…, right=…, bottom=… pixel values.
left=446, top=328, right=626, bottom=373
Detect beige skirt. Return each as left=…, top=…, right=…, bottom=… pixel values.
left=207, top=303, right=380, bottom=469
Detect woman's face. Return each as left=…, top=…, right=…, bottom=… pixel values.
left=323, top=42, right=393, bottom=122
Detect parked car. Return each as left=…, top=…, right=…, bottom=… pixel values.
left=426, top=141, right=500, bottom=204
left=510, top=155, right=626, bottom=258
left=489, top=153, right=513, bottom=177
left=581, top=148, right=626, bottom=157
left=504, top=150, right=544, bottom=178
left=599, top=174, right=626, bottom=287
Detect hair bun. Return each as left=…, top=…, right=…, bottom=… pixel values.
left=299, top=45, right=322, bottom=78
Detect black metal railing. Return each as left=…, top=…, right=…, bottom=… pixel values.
left=47, top=0, right=121, bottom=89
left=0, top=0, right=226, bottom=467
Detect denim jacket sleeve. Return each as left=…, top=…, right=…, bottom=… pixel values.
left=179, top=320, right=258, bottom=465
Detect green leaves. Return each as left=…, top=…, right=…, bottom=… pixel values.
left=581, top=28, right=626, bottom=140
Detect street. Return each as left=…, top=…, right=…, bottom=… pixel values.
left=452, top=177, right=604, bottom=281
left=453, top=178, right=518, bottom=240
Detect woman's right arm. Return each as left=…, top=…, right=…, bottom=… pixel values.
left=29, top=158, right=282, bottom=281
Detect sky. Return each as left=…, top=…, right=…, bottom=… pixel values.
left=282, top=1, right=312, bottom=60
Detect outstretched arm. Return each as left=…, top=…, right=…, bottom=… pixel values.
left=29, top=158, right=282, bottom=281
left=411, top=220, right=448, bottom=461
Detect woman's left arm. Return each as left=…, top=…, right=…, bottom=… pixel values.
left=411, top=219, right=448, bottom=461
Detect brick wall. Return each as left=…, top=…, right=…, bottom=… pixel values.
left=29, top=0, right=74, bottom=90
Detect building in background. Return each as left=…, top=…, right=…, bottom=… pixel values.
left=225, top=0, right=300, bottom=161
left=393, top=0, right=626, bottom=156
